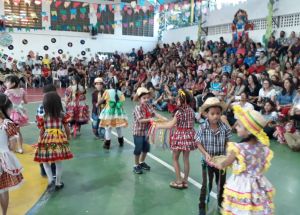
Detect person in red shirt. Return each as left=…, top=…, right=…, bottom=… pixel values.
left=136, top=68, right=147, bottom=87
left=41, top=65, right=52, bottom=86
left=248, top=60, right=266, bottom=74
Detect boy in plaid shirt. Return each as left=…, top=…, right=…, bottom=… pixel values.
left=195, top=97, right=231, bottom=215
left=132, top=87, right=166, bottom=174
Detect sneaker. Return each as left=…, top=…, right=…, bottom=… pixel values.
left=139, top=162, right=151, bottom=171
left=133, top=165, right=143, bottom=174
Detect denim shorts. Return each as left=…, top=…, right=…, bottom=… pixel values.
left=92, top=113, right=100, bottom=129
left=133, top=135, right=150, bottom=155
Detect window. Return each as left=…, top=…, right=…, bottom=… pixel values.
left=50, top=1, right=90, bottom=32
left=4, top=0, right=42, bottom=29
left=122, top=8, right=154, bottom=37
left=96, top=5, right=115, bottom=34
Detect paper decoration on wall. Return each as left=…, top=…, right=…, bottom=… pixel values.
left=43, top=45, right=49, bottom=51
left=80, top=40, right=85, bottom=45
left=8, top=45, right=14, bottom=50
left=2, top=54, right=8, bottom=60
left=0, top=33, right=13, bottom=47
left=58, top=49, right=63, bottom=54
left=38, top=56, right=43, bottom=60
left=67, top=42, right=73, bottom=47
left=22, top=39, right=28, bottom=45
left=51, top=38, right=56, bottom=43
left=81, top=51, right=86, bottom=56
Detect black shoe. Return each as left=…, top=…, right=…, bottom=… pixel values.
left=103, top=140, right=111, bottom=149
left=199, top=208, right=206, bottom=215
left=118, top=137, right=124, bottom=147
left=55, top=182, right=64, bottom=191
left=133, top=165, right=143, bottom=174
left=139, top=162, right=151, bottom=171
left=47, top=181, right=55, bottom=190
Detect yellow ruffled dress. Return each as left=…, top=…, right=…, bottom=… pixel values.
left=222, top=142, right=275, bottom=215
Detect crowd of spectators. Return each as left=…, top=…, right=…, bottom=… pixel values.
left=0, top=30, right=300, bottom=151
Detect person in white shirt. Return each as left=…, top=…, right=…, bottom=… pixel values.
left=257, top=79, right=276, bottom=108
left=32, top=64, right=42, bottom=87
left=227, top=92, right=254, bottom=128
left=57, top=65, right=69, bottom=88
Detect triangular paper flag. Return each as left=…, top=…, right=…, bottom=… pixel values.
left=55, top=1, right=62, bottom=8
left=73, top=2, right=81, bottom=8
left=64, top=2, right=71, bottom=8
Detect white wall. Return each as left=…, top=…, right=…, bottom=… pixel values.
left=162, top=0, right=300, bottom=44
left=0, top=0, right=159, bottom=63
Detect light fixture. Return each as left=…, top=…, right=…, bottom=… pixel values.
left=34, top=0, right=42, bottom=5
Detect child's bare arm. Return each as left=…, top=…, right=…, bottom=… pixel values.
left=64, top=123, right=71, bottom=140
left=155, top=116, right=177, bottom=129
left=215, top=151, right=236, bottom=169
left=197, top=142, right=211, bottom=161
left=154, top=112, right=168, bottom=121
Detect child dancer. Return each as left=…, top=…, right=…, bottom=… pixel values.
left=213, top=105, right=274, bottom=215
left=34, top=92, right=73, bottom=190
left=154, top=89, right=197, bottom=189
left=36, top=84, right=57, bottom=178
left=195, top=97, right=231, bottom=215
left=99, top=76, right=128, bottom=149
left=65, top=75, right=89, bottom=136
left=132, top=87, right=166, bottom=174
left=4, top=75, right=28, bottom=154
left=0, top=93, right=23, bottom=215
left=91, top=78, right=105, bottom=139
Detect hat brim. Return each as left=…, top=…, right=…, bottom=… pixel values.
left=133, top=91, right=151, bottom=102
left=233, top=105, right=270, bottom=146
left=200, top=101, right=227, bottom=113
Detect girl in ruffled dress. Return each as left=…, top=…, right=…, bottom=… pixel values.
left=34, top=92, right=73, bottom=190
left=4, top=75, right=28, bottom=153
left=213, top=105, right=275, bottom=215
left=0, top=93, right=23, bottom=215
left=65, top=75, right=89, bottom=137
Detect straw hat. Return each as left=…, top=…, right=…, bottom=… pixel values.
left=94, top=77, right=103, bottom=84
left=233, top=105, right=269, bottom=146
left=133, top=87, right=150, bottom=101
left=200, top=97, right=227, bottom=113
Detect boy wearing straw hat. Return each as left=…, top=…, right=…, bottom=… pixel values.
left=132, top=87, right=166, bottom=174
left=195, top=97, right=231, bottom=215
left=92, top=77, right=105, bottom=139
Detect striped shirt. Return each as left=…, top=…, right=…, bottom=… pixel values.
left=195, top=119, right=231, bottom=156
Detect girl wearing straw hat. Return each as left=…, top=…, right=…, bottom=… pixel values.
left=212, top=105, right=274, bottom=215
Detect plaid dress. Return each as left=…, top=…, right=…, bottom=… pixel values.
left=0, top=120, right=23, bottom=193
left=34, top=115, right=73, bottom=163
left=65, top=86, right=89, bottom=125
left=170, top=105, right=197, bottom=151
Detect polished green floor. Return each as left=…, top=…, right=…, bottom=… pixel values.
left=22, top=96, right=300, bottom=215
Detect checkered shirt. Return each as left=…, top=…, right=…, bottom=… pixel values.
left=195, top=119, right=231, bottom=156
left=133, top=103, right=155, bottom=136
left=175, top=106, right=195, bottom=129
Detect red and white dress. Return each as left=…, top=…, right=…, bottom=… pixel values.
left=34, top=114, right=73, bottom=162
left=5, top=88, right=28, bottom=126
left=65, top=85, right=89, bottom=125
left=0, top=120, right=23, bottom=193
left=170, top=105, right=197, bottom=151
